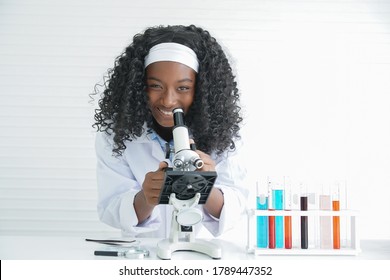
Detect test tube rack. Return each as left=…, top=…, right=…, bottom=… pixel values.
left=246, top=209, right=360, bottom=256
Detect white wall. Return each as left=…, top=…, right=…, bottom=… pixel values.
left=0, top=0, right=389, bottom=239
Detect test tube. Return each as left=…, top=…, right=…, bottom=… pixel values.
left=284, top=177, right=292, bottom=249
left=300, top=183, right=308, bottom=249
left=319, top=185, right=332, bottom=249
left=268, top=178, right=275, bottom=249
left=332, top=184, right=340, bottom=249
left=272, top=182, right=284, bottom=248
left=256, top=181, right=268, bottom=248
left=339, top=180, right=349, bottom=248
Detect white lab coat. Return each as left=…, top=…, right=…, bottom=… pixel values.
left=95, top=126, right=248, bottom=238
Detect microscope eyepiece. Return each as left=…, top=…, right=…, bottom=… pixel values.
left=173, top=108, right=184, bottom=114
left=173, top=108, right=185, bottom=127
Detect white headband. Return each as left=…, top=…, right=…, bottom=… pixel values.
left=144, top=42, right=199, bottom=73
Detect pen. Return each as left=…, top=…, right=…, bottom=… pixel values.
left=86, top=238, right=137, bottom=246
left=86, top=238, right=136, bottom=243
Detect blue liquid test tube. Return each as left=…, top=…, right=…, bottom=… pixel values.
left=273, top=188, right=284, bottom=248
left=256, top=183, right=268, bottom=248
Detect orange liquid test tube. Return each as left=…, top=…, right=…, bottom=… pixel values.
left=284, top=215, right=292, bottom=249
left=332, top=200, right=340, bottom=249
left=284, top=178, right=292, bottom=249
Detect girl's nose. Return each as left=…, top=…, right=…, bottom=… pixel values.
left=161, top=88, right=178, bottom=108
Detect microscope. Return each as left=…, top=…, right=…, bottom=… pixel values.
left=156, top=108, right=221, bottom=259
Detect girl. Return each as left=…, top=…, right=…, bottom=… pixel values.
left=93, top=24, right=248, bottom=237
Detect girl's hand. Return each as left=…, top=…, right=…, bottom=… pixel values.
left=141, top=161, right=168, bottom=206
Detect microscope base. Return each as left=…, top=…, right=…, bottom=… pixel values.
left=157, top=238, right=222, bottom=260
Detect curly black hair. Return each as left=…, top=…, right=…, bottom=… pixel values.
left=92, top=24, right=242, bottom=156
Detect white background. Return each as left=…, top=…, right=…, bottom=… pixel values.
left=0, top=0, right=389, bottom=240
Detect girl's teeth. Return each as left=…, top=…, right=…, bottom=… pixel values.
left=160, top=109, right=172, bottom=115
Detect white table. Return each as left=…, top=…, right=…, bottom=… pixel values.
left=0, top=235, right=389, bottom=260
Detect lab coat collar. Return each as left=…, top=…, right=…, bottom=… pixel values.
left=129, top=123, right=167, bottom=163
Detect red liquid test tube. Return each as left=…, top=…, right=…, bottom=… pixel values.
left=268, top=213, right=276, bottom=249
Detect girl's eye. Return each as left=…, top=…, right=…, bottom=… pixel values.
left=148, top=84, right=162, bottom=89
left=178, top=86, right=190, bottom=91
